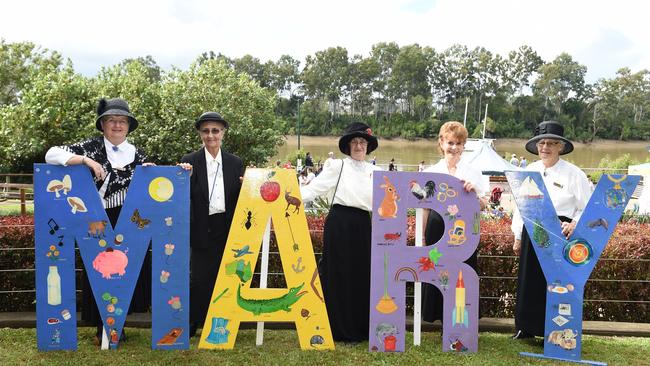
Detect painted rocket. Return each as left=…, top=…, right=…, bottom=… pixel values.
left=451, top=270, right=468, bottom=327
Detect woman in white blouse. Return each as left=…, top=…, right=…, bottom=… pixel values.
left=420, top=121, right=487, bottom=323
left=45, top=98, right=151, bottom=345
left=301, top=122, right=380, bottom=343
left=511, top=121, right=592, bottom=339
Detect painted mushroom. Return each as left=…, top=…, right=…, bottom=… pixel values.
left=67, top=196, right=87, bottom=214
left=62, top=175, right=72, bottom=195
left=46, top=179, right=65, bottom=198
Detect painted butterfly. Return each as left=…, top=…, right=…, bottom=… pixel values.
left=131, top=208, right=151, bottom=229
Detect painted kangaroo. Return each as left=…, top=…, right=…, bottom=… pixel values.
left=237, top=283, right=306, bottom=315
left=378, top=175, right=399, bottom=218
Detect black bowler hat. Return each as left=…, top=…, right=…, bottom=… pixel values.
left=338, top=122, right=378, bottom=155
left=95, top=98, right=138, bottom=132
left=194, top=112, right=229, bottom=130
left=525, top=121, right=574, bottom=155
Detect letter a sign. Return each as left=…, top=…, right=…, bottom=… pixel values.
left=198, top=169, right=333, bottom=350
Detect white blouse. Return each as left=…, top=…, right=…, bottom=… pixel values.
left=301, top=157, right=381, bottom=212
left=424, top=158, right=488, bottom=197
left=511, top=159, right=593, bottom=240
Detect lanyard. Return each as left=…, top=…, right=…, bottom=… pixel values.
left=208, top=162, right=221, bottom=205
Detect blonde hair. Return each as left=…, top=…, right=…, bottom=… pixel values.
left=437, top=121, right=468, bottom=154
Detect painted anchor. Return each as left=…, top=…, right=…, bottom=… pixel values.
left=292, top=257, right=305, bottom=273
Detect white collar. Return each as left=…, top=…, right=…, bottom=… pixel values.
left=103, top=137, right=131, bottom=150
left=204, top=147, right=222, bottom=163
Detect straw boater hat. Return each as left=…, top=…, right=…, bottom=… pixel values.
left=194, top=111, right=229, bottom=129
left=95, top=98, right=139, bottom=132
left=525, top=121, right=574, bottom=155
left=338, top=122, right=378, bottom=155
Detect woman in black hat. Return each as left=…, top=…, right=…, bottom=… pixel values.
left=180, top=112, right=244, bottom=337
left=45, top=98, right=152, bottom=344
left=510, top=121, right=592, bottom=339
left=300, top=122, right=380, bottom=342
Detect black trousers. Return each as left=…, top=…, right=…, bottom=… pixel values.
left=190, top=213, right=228, bottom=328
left=320, top=204, right=372, bottom=342
left=514, top=215, right=572, bottom=336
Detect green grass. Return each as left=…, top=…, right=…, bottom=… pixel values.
left=0, top=200, right=34, bottom=216
left=0, top=328, right=648, bottom=366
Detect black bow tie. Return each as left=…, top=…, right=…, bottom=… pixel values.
left=112, top=145, right=119, bottom=152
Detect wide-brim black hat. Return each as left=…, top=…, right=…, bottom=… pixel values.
left=525, top=121, right=574, bottom=155
left=194, top=111, right=229, bottom=130
left=338, top=122, right=378, bottom=155
left=95, top=98, right=138, bottom=132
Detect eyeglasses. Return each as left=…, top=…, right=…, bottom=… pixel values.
left=200, top=128, right=224, bottom=135
left=536, top=140, right=561, bottom=147
left=350, top=138, right=368, bottom=146
left=103, top=118, right=129, bottom=126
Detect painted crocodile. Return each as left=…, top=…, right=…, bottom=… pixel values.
left=237, top=282, right=306, bottom=315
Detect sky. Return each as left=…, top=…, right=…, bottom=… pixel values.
left=1, top=0, right=648, bottom=83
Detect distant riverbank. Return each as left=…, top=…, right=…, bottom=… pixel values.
left=274, top=136, right=650, bottom=168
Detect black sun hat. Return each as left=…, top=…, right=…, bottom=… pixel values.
left=95, top=98, right=138, bottom=132
left=194, top=112, right=229, bottom=130
left=338, top=122, right=378, bottom=155
left=525, top=121, right=574, bottom=155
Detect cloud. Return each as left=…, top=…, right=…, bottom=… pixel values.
left=1, top=0, right=647, bottom=82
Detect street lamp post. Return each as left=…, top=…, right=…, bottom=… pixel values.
left=297, top=99, right=301, bottom=151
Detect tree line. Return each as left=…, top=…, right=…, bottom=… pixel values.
left=1, top=39, right=649, bottom=172
left=206, top=43, right=650, bottom=142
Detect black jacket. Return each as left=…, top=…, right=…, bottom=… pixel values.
left=181, top=148, right=244, bottom=249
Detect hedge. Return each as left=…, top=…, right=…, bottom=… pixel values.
left=1, top=215, right=648, bottom=322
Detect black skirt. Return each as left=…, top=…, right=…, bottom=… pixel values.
left=81, top=206, right=152, bottom=326
left=421, top=210, right=479, bottom=323
left=319, top=204, right=371, bottom=342
left=514, top=215, right=571, bottom=336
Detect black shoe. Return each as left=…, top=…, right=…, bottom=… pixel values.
left=512, top=330, right=533, bottom=340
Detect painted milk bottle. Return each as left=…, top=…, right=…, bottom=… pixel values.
left=47, top=266, right=61, bottom=305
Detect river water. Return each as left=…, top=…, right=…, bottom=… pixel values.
left=273, top=136, right=650, bottom=170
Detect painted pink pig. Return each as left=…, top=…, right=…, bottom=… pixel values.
left=93, top=247, right=128, bottom=279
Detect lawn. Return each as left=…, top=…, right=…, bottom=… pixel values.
left=0, top=328, right=648, bottom=366
left=0, top=200, right=34, bottom=216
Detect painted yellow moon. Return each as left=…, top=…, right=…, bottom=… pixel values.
left=148, top=177, right=174, bottom=202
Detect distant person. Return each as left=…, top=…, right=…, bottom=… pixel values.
left=509, top=153, right=519, bottom=166
left=305, top=152, right=314, bottom=167
left=298, top=167, right=315, bottom=186
left=324, top=151, right=335, bottom=168
left=371, top=156, right=377, bottom=165
left=519, top=156, right=527, bottom=168
left=275, top=160, right=282, bottom=168
left=388, top=158, right=396, bottom=171
left=511, top=121, right=592, bottom=340
left=418, top=160, right=425, bottom=172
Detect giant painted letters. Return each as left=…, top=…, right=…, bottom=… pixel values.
left=369, top=172, right=480, bottom=353
left=507, top=172, right=639, bottom=364
left=35, top=165, right=189, bottom=350
left=198, top=169, right=333, bottom=350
